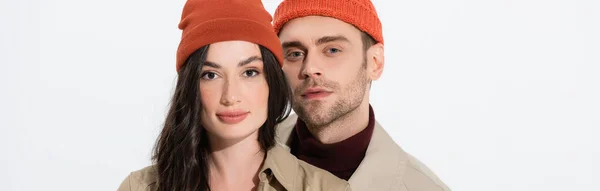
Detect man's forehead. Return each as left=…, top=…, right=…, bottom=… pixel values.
left=278, top=16, right=361, bottom=44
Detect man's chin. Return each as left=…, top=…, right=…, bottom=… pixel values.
left=300, top=98, right=329, bottom=107
left=296, top=101, right=326, bottom=113
left=295, top=108, right=331, bottom=126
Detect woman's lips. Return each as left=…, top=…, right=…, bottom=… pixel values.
left=216, top=111, right=250, bottom=124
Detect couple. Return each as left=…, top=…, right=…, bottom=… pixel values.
left=118, top=0, right=450, bottom=190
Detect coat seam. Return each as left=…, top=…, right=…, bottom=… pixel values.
left=406, top=165, right=445, bottom=190
left=391, top=154, right=401, bottom=190
left=393, top=148, right=406, bottom=190
left=292, top=161, right=299, bottom=191
left=131, top=169, right=153, bottom=190
left=127, top=172, right=133, bottom=191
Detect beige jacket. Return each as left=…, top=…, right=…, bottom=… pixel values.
left=117, top=145, right=350, bottom=191
left=276, top=114, right=451, bottom=191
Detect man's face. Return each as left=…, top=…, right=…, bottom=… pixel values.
left=278, top=16, right=380, bottom=127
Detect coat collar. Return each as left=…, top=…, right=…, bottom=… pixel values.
left=275, top=114, right=409, bottom=190
left=347, top=121, right=408, bottom=190
left=258, top=144, right=299, bottom=189
left=275, top=114, right=297, bottom=147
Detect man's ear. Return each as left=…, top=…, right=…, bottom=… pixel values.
left=366, top=43, right=384, bottom=80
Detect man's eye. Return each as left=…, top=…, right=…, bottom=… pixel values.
left=288, top=51, right=304, bottom=58
left=324, top=47, right=343, bottom=56
left=285, top=51, right=305, bottom=62
left=327, top=48, right=341, bottom=53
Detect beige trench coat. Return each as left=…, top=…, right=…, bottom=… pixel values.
left=276, top=114, right=451, bottom=191
left=117, top=145, right=350, bottom=191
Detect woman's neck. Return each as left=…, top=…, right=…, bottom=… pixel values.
left=207, top=131, right=265, bottom=191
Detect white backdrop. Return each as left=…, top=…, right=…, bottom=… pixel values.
left=1, top=0, right=599, bottom=190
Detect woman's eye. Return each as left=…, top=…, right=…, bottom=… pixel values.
left=201, top=72, right=219, bottom=80
left=243, top=70, right=259, bottom=77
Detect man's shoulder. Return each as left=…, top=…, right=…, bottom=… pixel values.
left=362, top=123, right=450, bottom=191
left=400, top=153, right=450, bottom=191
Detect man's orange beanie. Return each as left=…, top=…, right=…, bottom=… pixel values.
left=273, top=0, right=383, bottom=44
left=176, top=0, right=284, bottom=71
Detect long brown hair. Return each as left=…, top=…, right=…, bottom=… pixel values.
left=152, top=44, right=291, bottom=191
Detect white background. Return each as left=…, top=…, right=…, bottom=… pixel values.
left=1, top=0, right=599, bottom=190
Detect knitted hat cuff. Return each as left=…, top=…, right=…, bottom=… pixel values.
left=273, top=0, right=383, bottom=44
left=176, top=18, right=283, bottom=70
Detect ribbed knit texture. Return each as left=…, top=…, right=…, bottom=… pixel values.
left=176, top=0, right=284, bottom=71
left=273, top=0, right=383, bottom=44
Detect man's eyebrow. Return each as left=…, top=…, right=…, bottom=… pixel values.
left=281, top=35, right=349, bottom=51
left=282, top=41, right=306, bottom=50
left=315, top=35, right=350, bottom=45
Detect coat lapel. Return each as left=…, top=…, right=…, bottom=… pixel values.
left=348, top=122, right=408, bottom=190
left=275, top=115, right=409, bottom=190
left=275, top=114, right=297, bottom=151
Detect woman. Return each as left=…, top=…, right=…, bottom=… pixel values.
left=117, top=0, right=350, bottom=190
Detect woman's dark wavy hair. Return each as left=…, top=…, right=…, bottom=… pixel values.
left=152, top=44, right=292, bottom=191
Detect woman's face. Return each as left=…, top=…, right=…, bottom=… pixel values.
left=199, top=41, right=269, bottom=142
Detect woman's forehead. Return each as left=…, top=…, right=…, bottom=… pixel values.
left=205, top=41, right=263, bottom=67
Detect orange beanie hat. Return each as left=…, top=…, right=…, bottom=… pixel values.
left=176, top=0, right=284, bottom=71
left=273, top=0, right=383, bottom=44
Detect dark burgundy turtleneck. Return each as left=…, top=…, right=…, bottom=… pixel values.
left=289, top=105, right=375, bottom=180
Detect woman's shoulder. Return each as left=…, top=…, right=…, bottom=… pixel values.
left=117, top=165, right=158, bottom=191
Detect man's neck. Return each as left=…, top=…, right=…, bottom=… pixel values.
left=208, top=132, right=264, bottom=190
left=291, top=102, right=376, bottom=180
left=306, top=101, right=371, bottom=144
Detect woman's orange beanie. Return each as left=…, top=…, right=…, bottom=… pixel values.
left=176, top=0, right=284, bottom=71
left=273, top=0, right=383, bottom=44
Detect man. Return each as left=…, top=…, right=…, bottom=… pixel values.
left=272, top=0, right=450, bottom=190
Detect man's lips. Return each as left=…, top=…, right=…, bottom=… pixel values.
left=301, top=88, right=333, bottom=100
left=216, top=110, right=250, bottom=124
